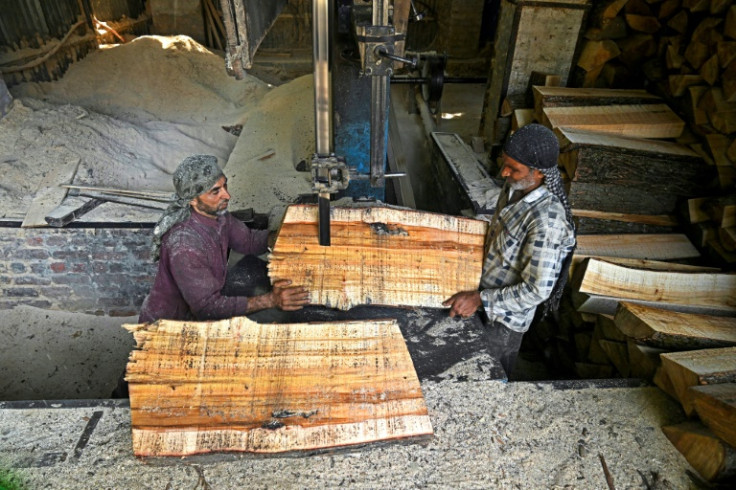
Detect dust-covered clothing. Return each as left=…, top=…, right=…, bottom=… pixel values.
left=479, top=185, right=576, bottom=334
left=139, top=210, right=268, bottom=323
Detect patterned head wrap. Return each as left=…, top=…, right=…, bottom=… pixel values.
left=151, top=155, right=224, bottom=261
left=504, top=124, right=576, bottom=317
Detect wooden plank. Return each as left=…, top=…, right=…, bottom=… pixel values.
left=124, top=317, right=433, bottom=457
left=557, top=127, right=708, bottom=195
left=533, top=86, right=660, bottom=118
left=269, top=205, right=487, bottom=310
left=543, top=104, right=684, bottom=138
left=21, top=158, right=80, bottom=228
left=572, top=210, right=678, bottom=227
left=572, top=259, right=736, bottom=316
left=614, top=302, right=736, bottom=350
left=662, top=421, right=736, bottom=483
left=597, top=313, right=627, bottom=342
left=575, top=234, right=700, bottom=261
left=661, top=347, right=736, bottom=415
left=627, top=340, right=665, bottom=380
left=654, top=365, right=679, bottom=399
left=571, top=256, right=717, bottom=279
left=599, top=339, right=630, bottom=376
left=43, top=196, right=104, bottom=228
left=568, top=181, right=681, bottom=215
left=690, top=383, right=736, bottom=448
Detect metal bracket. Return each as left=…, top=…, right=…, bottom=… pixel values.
left=355, top=25, right=397, bottom=77
left=310, top=154, right=350, bottom=194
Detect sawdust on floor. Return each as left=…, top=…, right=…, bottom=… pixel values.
left=2, top=35, right=313, bottom=222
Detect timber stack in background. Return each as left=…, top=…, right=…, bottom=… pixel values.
left=572, top=0, right=736, bottom=248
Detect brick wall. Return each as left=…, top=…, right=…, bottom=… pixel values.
left=0, top=226, right=156, bottom=316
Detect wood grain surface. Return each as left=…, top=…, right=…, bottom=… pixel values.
left=125, top=316, right=433, bottom=457
left=268, top=205, right=487, bottom=310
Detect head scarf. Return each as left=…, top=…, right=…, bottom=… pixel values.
left=151, top=155, right=224, bottom=261
left=504, top=124, right=576, bottom=318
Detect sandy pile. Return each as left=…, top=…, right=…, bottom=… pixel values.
left=2, top=35, right=293, bottom=222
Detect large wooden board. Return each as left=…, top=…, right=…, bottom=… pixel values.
left=614, top=302, right=736, bottom=350
left=661, top=347, right=736, bottom=415
left=268, top=205, right=487, bottom=310
left=572, top=258, right=736, bottom=316
left=534, top=86, right=661, bottom=115
left=125, top=316, right=433, bottom=457
left=543, top=104, right=685, bottom=138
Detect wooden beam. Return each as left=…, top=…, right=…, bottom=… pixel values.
left=690, top=383, right=736, bottom=448
left=662, top=421, right=736, bottom=483
left=661, top=347, right=736, bottom=415
left=614, top=302, right=736, bottom=350
left=572, top=259, right=736, bottom=316
left=269, top=205, right=486, bottom=310
left=125, top=316, right=433, bottom=457
left=22, top=158, right=80, bottom=228
left=575, top=234, right=700, bottom=260
left=533, top=86, right=660, bottom=119
left=571, top=210, right=678, bottom=227
left=543, top=104, right=685, bottom=138
left=627, top=340, right=666, bottom=380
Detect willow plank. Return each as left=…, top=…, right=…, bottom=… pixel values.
left=542, top=104, right=685, bottom=138
left=268, top=205, right=487, bottom=310
left=614, top=302, right=736, bottom=350
left=572, top=259, right=736, bottom=316
left=690, top=383, right=736, bottom=449
left=124, top=317, right=433, bottom=457
left=662, top=421, right=736, bottom=483
left=661, top=347, right=736, bottom=416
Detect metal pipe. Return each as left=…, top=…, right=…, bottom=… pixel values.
left=313, top=0, right=332, bottom=156
left=369, top=0, right=390, bottom=187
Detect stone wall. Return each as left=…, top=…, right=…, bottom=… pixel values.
left=0, top=226, right=155, bottom=316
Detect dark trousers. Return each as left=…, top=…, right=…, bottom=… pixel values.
left=486, top=321, right=524, bottom=379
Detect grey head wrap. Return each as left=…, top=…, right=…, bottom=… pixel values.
left=151, top=154, right=224, bottom=261
left=503, top=124, right=577, bottom=318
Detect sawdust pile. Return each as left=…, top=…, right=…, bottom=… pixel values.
left=1, top=35, right=314, bottom=222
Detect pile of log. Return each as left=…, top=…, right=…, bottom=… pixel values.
left=527, top=85, right=715, bottom=234
left=684, top=193, right=736, bottom=264
left=124, top=316, right=433, bottom=457
left=558, top=257, right=736, bottom=483
left=575, top=0, right=736, bottom=191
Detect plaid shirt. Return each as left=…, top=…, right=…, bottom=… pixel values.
left=479, top=185, right=576, bottom=333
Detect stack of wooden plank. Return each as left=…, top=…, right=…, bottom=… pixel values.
left=574, top=0, right=736, bottom=190
left=268, top=205, right=487, bottom=310
left=124, top=316, right=433, bottom=457
left=685, top=193, right=736, bottom=264
left=564, top=257, right=736, bottom=483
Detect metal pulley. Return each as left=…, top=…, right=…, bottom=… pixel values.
left=420, top=56, right=446, bottom=113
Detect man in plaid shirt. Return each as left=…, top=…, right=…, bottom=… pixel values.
left=443, top=124, right=576, bottom=378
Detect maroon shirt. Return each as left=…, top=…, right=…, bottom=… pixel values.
left=139, top=211, right=268, bottom=323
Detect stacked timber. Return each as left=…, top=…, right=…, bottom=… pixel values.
left=684, top=193, right=736, bottom=265
left=574, top=0, right=736, bottom=191
left=268, top=205, right=487, bottom=310
left=563, top=255, right=736, bottom=482
left=124, top=316, right=433, bottom=457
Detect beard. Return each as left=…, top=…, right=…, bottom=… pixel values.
left=192, top=198, right=228, bottom=217
left=507, top=172, right=538, bottom=191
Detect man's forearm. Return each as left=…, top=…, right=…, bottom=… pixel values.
left=244, top=292, right=276, bottom=313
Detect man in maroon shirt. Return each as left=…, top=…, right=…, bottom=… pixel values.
left=138, top=155, right=309, bottom=323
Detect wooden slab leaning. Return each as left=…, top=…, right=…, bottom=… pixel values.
left=124, top=316, right=433, bottom=457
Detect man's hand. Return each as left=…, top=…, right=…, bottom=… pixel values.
left=271, top=279, right=309, bottom=311
left=442, top=290, right=481, bottom=318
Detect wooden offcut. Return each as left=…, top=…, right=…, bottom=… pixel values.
left=690, top=383, right=736, bottom=448
left=542, top=104, right=685, bottom=139
left=268, top=205, right=487, bottom=310
left=574, top=234, right=700, bottom=261
left=533, top=86, right=660, bottom=118
left=614, top=302, right=736, bottom=350
left=662, top=421, right=736, bottom=483
left=125, top=316, right=433, bottom=457
left=660, top=347, right=736, bottom=416
left=572, top=258, right=736, bottom=316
